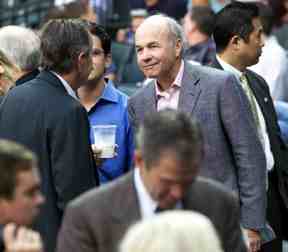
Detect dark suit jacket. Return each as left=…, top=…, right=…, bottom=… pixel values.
left=128, top=61, right=267, bottom=230
left=211, top=59, right=288, bottom=210
left=245, top=70, right=288, bottom=210
left=57, top=172, right=247, bottom=252
left=0, top=70, right=98, bottom=252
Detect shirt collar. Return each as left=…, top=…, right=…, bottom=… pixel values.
left=134, top=168, right=158, bottom=217
left=99, top=80, right=118, bottom=103
left=50, top=71, right=79, bottom=100
left=216, top=55, right=243, bottom=79
left=155, top=60, right=184, bottom=96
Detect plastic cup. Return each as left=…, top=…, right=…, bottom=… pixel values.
left=92, top=125, right=116, bottom=158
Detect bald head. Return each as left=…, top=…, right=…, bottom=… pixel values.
left=136, top=15, right=185, bottom=47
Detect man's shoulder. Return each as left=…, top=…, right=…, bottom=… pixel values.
left=68, top=172, right=133, bottom=212
left=190, top=176, right=237, bottom=203
left=185, top=61, right=234, bottom=81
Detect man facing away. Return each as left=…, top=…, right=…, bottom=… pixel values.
left=78, top=22, right=134, bottom=184
left=0, top=139, right=44, bottom=252
left=128, top=14, right=266, bottom=252
left=57, top=109, right=247, bottom=252
left=0, top=19, right=98, bottom=252
left=211, top=2, right=288, bottom=251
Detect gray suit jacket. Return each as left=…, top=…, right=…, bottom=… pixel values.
left=128, top=62, right=267, bottom=230
left=57, top=172, right=247, bottom=252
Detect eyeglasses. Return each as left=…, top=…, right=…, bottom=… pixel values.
left=92, top=48, right=105, bottom=56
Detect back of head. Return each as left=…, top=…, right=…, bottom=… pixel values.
left=257, top=4, right=275, bottom=36
left=120, top=210, right=224, bottom=252
left=213, top=1, right=259, bottom=53
left=85, top=22, right=111, bottom=56
left=190, top=6, right=216, bottom=36
left=0, top=26, right=40, bottom=72
left=40, top=19, right=92, bottom=74
left=0, top=140, right=37, bottom=200
left=136, top=109, right=203, bottom=168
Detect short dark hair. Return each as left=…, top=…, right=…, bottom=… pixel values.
left=136, top=109, right=203, bottom=168
left=0, top=140, right=37, bottom=200
left=189, top=6, right=215, bottom=36
left=40, top=19, right=92, bottom=74
left=213, top=1, right=259, bottom=53
left=85, top=22, right=111, bottom=56
left=258, top=4, right=275, bottom=36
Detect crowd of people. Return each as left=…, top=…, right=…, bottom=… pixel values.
left=0, top=0, right=288, bottom=252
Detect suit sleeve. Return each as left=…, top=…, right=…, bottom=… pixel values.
left=50, top=104, right=97, bottom=211
left=219, top=74, right=267, bottom=230
left=222, top=192, right=248, bottom=252
left=57, top=202, right=96, bottom=252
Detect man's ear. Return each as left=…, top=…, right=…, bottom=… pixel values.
left=77, top=51, right=88, bottom=71
left=230, top=35, right=241, bottom=51
left=134, top=149, right=145, bottom=170
left=105, top=53, right=112, bottom=68
left=175, top=39, right=183, bottom=58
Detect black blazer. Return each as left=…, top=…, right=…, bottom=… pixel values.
left=210, top=59, right=288, bottom=211
left=0, top=70, right=98, bottom=252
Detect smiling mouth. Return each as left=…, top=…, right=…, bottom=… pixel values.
left=143, top=63, right=158, bottom=69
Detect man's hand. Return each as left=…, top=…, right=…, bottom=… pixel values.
left=245, top=229, right=261, bottom=252
left=91, top=144, right=118, bottom=166
left=3, top=223, right=43, bottom=252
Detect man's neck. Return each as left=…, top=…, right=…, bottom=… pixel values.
left=60, top=72, right=79, bottom=91
left=218, top=52, right=246, bottom=72
left=157, top=59, right=182, bottom=91
left=78, top=78, right=106, bottom=111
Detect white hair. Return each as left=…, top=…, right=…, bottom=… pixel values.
left=119, top=210, right=224, bottom=252
left=0, top=26, right=41, bottom=71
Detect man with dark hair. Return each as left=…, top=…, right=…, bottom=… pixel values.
left=0, top=139, right=44, bottom=252
left=183, top=6, right=216, bottom=65
left=129, top=14, right=266, bottom=252
left=78, top=22, right=134, bottom=184
left=57, top=109, right=246, bottom=252
left=211, top=2, right=288, bottom=251
left=0, top=19, right=98, bottom=252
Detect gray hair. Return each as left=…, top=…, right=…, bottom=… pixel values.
left=120, top=210, right=224, bottom=252
left=0, top=26, right=41, bottom=71
left=136, top=109, right=203, bottom=169
left=140, top=14, right=187, bottom=56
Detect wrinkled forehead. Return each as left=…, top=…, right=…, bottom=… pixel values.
left=135, top=21, right=170, bottom=45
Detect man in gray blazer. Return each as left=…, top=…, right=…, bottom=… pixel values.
left=57, top=109, right=247, bottom=252
left=128, top=14, right=266, bottom=251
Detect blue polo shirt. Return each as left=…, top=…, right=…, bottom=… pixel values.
left=88, top=80, right=134, bottom=183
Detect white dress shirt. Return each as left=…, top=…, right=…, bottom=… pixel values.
left=134, top=168, right=182, bottom=219
left=216, top=56, right=274, bottom=172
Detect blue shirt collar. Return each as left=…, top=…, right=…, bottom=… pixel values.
left=99, top=80, right=118, bottom=104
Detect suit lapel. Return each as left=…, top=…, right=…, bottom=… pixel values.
left=143, top=81, right=157, bottom=113
left=111, top=173, right=141, bottom=226
left=178, top=62, right=201, bottom=114
left=245, top=71, right=271, bottom=121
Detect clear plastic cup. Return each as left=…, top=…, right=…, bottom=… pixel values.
left=92, top=125, right=117, bottom=158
